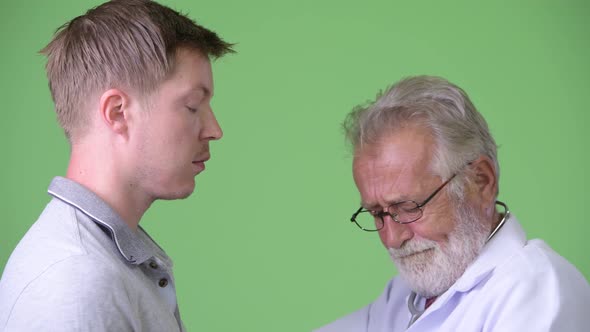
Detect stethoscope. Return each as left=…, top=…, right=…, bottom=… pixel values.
left=406, top=201, right=510, bottom=328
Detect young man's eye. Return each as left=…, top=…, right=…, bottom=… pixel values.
left=186, top=106, right=198, bottom=113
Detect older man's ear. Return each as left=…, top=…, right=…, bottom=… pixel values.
left=467, top=155, right=498, bottom=212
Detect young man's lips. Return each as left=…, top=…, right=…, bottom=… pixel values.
left=192, top=156, right=210, bottom=172
left=193, top=154, right=210, bottom=163
left=192, top=161, right=205, bottom=172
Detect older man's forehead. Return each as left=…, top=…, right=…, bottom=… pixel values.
left=355, top=128, right=435, bottom=170
left=355, top=167, right=422, bottom=209
left=353, top=126, right=441, bottom=206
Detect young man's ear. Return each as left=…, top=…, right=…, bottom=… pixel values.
left=98, top=89, right=131, bottom=138
left=469, top=155, right=498, bottom=208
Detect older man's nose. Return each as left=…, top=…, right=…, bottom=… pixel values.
left=379, top=215, right=414, bottom=249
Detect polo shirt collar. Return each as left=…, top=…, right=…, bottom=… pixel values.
left=47, top=176, right=153, bottom=265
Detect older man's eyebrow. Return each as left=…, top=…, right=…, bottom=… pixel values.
left=363, top=202, right=384, bottom=210
left=360, top=196, right=413, bottom=210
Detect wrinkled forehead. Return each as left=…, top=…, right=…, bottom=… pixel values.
left=353, top=126, right=436, bottom=174
left=352, top=127, right=438, bottom=205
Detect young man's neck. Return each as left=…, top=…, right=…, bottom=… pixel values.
left=66, top=145, right=152, bottom=230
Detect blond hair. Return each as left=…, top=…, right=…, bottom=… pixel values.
left=40, top=0, right=234, bottom=140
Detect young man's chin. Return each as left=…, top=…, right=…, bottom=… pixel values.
left=156, top=181, right=196, bottom=200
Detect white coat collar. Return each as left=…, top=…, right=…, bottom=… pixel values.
left=422, top=214, right=527, bottom=314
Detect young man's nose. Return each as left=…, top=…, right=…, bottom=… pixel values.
left=202, top=109, right=223, bottom=141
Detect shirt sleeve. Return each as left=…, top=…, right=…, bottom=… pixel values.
left=3, top=255, right=137, bottom=332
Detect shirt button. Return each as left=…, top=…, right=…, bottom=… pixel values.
left=149, top=261, right=158, bottom=269
left=158, top=278, right=168, bottom=287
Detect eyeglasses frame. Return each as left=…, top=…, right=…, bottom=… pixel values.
left=350, top=173, right=458, bottom=232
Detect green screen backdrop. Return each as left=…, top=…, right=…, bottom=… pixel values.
left=1, top=0, right=588, bottom=331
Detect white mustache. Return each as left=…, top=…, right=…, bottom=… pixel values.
left=388, top=240, right=438, bottom=259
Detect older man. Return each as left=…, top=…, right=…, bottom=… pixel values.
left=0, top=1, right=233, bottom=331
left=316, top=76, right=590, bottom=331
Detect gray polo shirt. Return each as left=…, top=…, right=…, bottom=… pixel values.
left=0, top=177, right=185, bottom=331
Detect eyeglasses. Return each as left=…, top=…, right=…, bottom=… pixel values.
left=350, top=174, right=457, bottom=232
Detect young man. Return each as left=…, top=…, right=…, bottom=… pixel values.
left=315, top=76, right=590, bottom=331
left=0, top=1, right=234, bottom=331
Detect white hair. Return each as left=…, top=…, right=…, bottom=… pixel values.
left=343, top=75, right=499, bottom=200
left=388, top=198, right=490, bottom=297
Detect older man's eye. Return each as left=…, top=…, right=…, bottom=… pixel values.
left=369, top=210, right=382, bottom=217
left=186, top=106, right=198, bottom=113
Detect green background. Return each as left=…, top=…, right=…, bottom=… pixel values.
left=1, top=0, right=588, bottom=330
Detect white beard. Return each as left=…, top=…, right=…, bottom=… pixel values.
left=387, top=203, right=490, bottom=298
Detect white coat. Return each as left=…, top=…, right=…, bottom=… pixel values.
left=315, top=215, right=590, bottom=332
